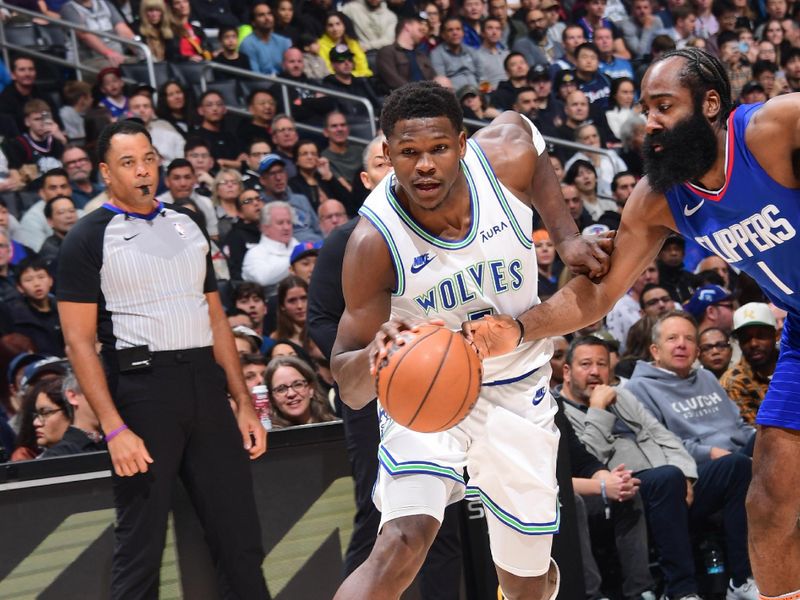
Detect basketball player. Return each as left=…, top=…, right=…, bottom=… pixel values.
left=464, top=49, right=800, bottom=600
left=332, top=82, right=613, bottom=600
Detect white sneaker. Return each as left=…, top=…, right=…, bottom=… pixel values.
left=727, top=578, right=759, bottom=600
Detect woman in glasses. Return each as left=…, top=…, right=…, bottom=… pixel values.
left=264, top=355, right=336, bottom=428
left=698, top=327, right=733, bottom=380
left=11, top=378, right=72, bottom=461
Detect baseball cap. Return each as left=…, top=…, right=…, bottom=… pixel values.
left=662, top=233, right=685, bottom=248
left=540, top=0, right=559, bottom=9
left=19, top=357, right=69, bottom=389
left=733, top=302, right=777, bottom=333
left=741, top=81, right=765, bottom=96
left=554, top=69, right=576, bottom=88
left=290, top=240, right=322, bottom=264
left=527, top=64, right=550, bottom=82
left=330, top=43, right=354, bottom=62
left=97, top=66, right=122, bottom=82
left=456, top=84, right=480, bottom=101
left=232, top=325, right=263, bottom=348
left=589, top=330, right=620, bottom=353
left=258, top=153, right=286, bottom=174
left=682, top=285, right=733, bottom=318
left=7, top=352, right=48, bottom=385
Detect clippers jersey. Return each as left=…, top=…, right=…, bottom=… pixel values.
left=359, top=139, right=552, bottom=383
left=665, top=104, right=800, bottom=341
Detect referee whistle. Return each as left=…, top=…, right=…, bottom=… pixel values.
left=140, top=186, right=150, bottom=196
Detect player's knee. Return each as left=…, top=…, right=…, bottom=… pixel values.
left=499, top=573, right=549, bottom=600
left=372, top=516, right=438, bottom=575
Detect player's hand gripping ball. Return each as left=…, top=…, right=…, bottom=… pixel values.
left=376, top=324, right=482, bottom=433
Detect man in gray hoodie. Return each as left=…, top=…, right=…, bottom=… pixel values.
left=626, top=312, right=757, bottom=599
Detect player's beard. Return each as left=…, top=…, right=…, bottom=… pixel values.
left=642, top=110, right=718, bottom=194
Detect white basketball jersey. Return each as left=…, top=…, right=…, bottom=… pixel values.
left=359, top=139, right=553, bottom=382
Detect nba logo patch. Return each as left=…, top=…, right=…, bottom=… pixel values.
left=174, top=222, right=187, bottom=238
left=532, top=387, right=546, bottom=406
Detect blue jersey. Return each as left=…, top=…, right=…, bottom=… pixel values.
left=665, top=104, right=800, bottom=335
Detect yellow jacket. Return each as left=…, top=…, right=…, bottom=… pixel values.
left=317, top=34, right=373, bottom=78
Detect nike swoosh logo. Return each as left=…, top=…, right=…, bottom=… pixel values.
left=410, top=253, right=436, bottom=274
left=123, top=234, right=141, bottom=241
left=683, top=199, right=704, bottom=216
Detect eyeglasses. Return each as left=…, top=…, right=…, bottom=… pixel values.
left=273, top=126, right=296, bottom=135
left=699, top=342, right=731, bottom=353
left=240, top=196, right=262, bottom=205
left=32, top=407, right=65, bottom=422
left=271, top=379, right=309, bottom=397
left=643, top=295, right=672, bottom=308
left=0, top=243, right=9, bottom=249
left=714, top=302, right=734, bottom=310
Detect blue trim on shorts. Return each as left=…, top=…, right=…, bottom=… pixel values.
left=378, top=446, right=466, bottom=485
left=483, top=365, right=539, bottom=387
left=756, top=314, right=800, bottom=430
left=465, top=485, right=560, bottom=535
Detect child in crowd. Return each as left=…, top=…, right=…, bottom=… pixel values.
left=301, top=33, right=329, bottom=81
left=213, top=25, right=251, bottom=75
left=95, top=67, right=130, bottom=120
left=6, top=256, right=64, bottom=357
left=59, top=81, right=93, bottom=140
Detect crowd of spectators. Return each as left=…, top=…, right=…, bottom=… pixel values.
left=0, top=0, right=796, bottom=594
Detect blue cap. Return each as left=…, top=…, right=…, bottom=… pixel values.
left=290, top=240, right=322, bottom=264
left=258, top=153, right=286, bottom=175
left=682, top=285, right=733, bottom=318
left=7, top=352, right=48, bottom=384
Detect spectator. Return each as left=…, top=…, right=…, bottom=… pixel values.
left=213, top=25, right=252, bottom=74
left=16, top=168, right=73, bottom=252
left=271, top=274, right=308, bottom=345
left=264, top=355, right=336, bottom=428
left=156, top=159, right=220, bottom=238
left=222, top=188, right=264, bottom=281
left=420, top=4, right=442, bottom=51
left=318, top=200, right=349, bottom=236
left=375, top=16, right=436, bottom=90
left=718, top=30, right=753, bottom=100
left=187, top=0, right=238, bottom=28
left=277, top=47, right=339, bottom=122
left=95, top=67, right=129, bottom=120
left=459, top=0, right=484, bottom=49
left=236, top=89, right=277, bottom=152
left=563, top=159, right=618, bottom=221
left=41, top=372, right=104, bottom=457
left=595, top=27, right=634, bottom=81
left=620, top=0, right=665, bottom=59
left=240, top=2, right=292, bottom=75
left=289, top=241, right=321, bottom=283
left=610, top=170, right=636, bottom=211
left=698, top=327, right=733, bottom=379
left=358, top=133, right=392, bottom=193
left=233, top=282, right=271, bottom=345
left=323, top=45, right=383, bottom=117
left=513, top=8, right=562, bottom=68
left=242, top=200, right=299, bottom=294
left=193, top=90, right=242, bottom=169
left=528, top=64, right=565, bottom=129
left=475, top=17, right=510, bottom=89
left=6, top=256, right=64, bottom=356
left=706, top=0, right=738, bottom=56
left=564, top=127, right=627, bottom=199
left=321, top=111, right=364, bottom=186
left=274, top=0, right=301, bottom=44
left=241, top=139, right=270, bottom=192
left=27, top=377, right=76, bottom=457
left=560, top=336, right=755, bottom=600
left=573, top=43, right=613, bottom=105
left=693, top=0, right=718, bottom=39
left=3, top=99, right=66, bottom=187
left=553, top=90, right=590, bottom=160
left=341, top=0, right=398, bottom=58
left=257, top=154, right=322, bottom=242
left=232, top=325, right=260, bottom=353
left=291, top=140, right=352, bottom=212
left=183, top=137, right=217, bottom=195
left=300, top=32, right=330, bottom=80
left=665, top=6, right=699, bottom=48
left=739, top=81, right=767, bottom=104
left=39, top=195, right=78, bottom=268
left=138, top=0, right=179, bottom=62
left=128, top=90, right=185, bottom=163
left=551, top=24, right=586, bottom=72
left=62, top=144, right=104, bottom=209
left=548, top=336, right=568, bottom=387
left=779, top=46, right=800, bottom=92
left=640, top=282, right=677, bottom=318
left=211, top=169, right=243, bottom=240
left=721, top=303, right=779, bottom=425
left=683, top=284, right=735, bottom=335
left=431, top=17, right=482, bottom=90
left=60, top=0, right=136, bottom=68
left=695, top=255, right=731, bottom=289
left=0, top=228, right=22, bottom=305
left=0, top=57, right=58, bottom=133
left=603, top=77, right=637, bottom=144
left=617, top=112, right=646, bottom=178
left=533, top=229, right=559, bottom=300
left=169, top=0, right=213, bottom=61
left=155, top=80, right=197, bottom=136
left=319, top=12, right=373, bottom=77
left=488, top=0, right=526, bottom=49
left=541, top=0, right=565, bottom=48
left=561, top=181, right=594, bottom=232
left=490, top=52, right=533, bottom=110
left=657, top=235, right=694, bottom=303
left=459, top=84, right=500, bottom=123
left=269, top=114, right=299, bottom=178
left=241, top=353, right=267, bottom=391
left=606, top=261, right=659, bottom=352
left=59, top=81, right=93, bottom=141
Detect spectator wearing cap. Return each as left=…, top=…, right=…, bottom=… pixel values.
left=489, top=52, right=531, bottom=110
left=683, top=285, right=736, bottom=336
left=528, top=65, right=564, bottom=131
left=657, top=235, right=695, bottom=304
left=4, top=352, right=49, bottom=431
left=487, top=0, right=526, bottom=49
left=318, top=199, right=349, bottom=237
left=242, top=200, right=299, bottom=294
left=475, top=17, right=510, bottom=89
left=321, top=111, right=364, bottom=187
left=240, top=2, right=293, bottom=75
left=59, top=0, right=136, bottom=69
left=257, top=153, right=322, bottom=243
left=232, top=325, right=261, bottom=354
left=431, top=17, right=483, bottom=90
left=341, top=0, right=398, bottom=58
left=289, top=241, right=321, bottom=283
left=739, top=80, right=768, bottom=104
left=512, top=8, right=560, bottom=69
left=620, top=0, right=665, bottom=59
left=376, top=16, right=437, bottom=90
left=459, top=85, right=500, bottom=126
left=6, top=257, right=64, bottom=356
left=721, top=303, right=780, bottom=424
left=322, top=44, right=383, bottom=115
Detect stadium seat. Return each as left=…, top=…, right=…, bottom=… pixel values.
left=120, top=61, right=171, bottom=89
left=204, top=79, right=240, bottom=106
left=170, top=62, right=212, bottom=89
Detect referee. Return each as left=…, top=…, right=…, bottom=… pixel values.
left=57, top=121, right=269, bottom=599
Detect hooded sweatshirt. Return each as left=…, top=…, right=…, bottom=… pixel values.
left=625, top=360, right=755, bottom=464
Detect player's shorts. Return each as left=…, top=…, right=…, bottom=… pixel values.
left=757, top=312, right=800, bottom=430
left=373, top=363, right=560, bottom=577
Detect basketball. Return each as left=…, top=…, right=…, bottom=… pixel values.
left=376, top=325, right=483, bottom=433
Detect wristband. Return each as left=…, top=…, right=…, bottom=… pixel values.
left=104, top=424, right=129, bottom=442
left=515, top=318, right=525, bottom=346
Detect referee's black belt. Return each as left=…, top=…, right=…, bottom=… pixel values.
left=148, top=347, right=214, bottom=365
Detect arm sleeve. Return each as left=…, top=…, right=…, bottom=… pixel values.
left=56, top=216, right=105, bottom=303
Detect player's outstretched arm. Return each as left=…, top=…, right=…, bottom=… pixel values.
left=332, top=219, right=397, bottom=410
left=748, top=93, right=800, bottom=187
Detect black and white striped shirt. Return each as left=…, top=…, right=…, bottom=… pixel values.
left=57, top=202, right=217, bottom=352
